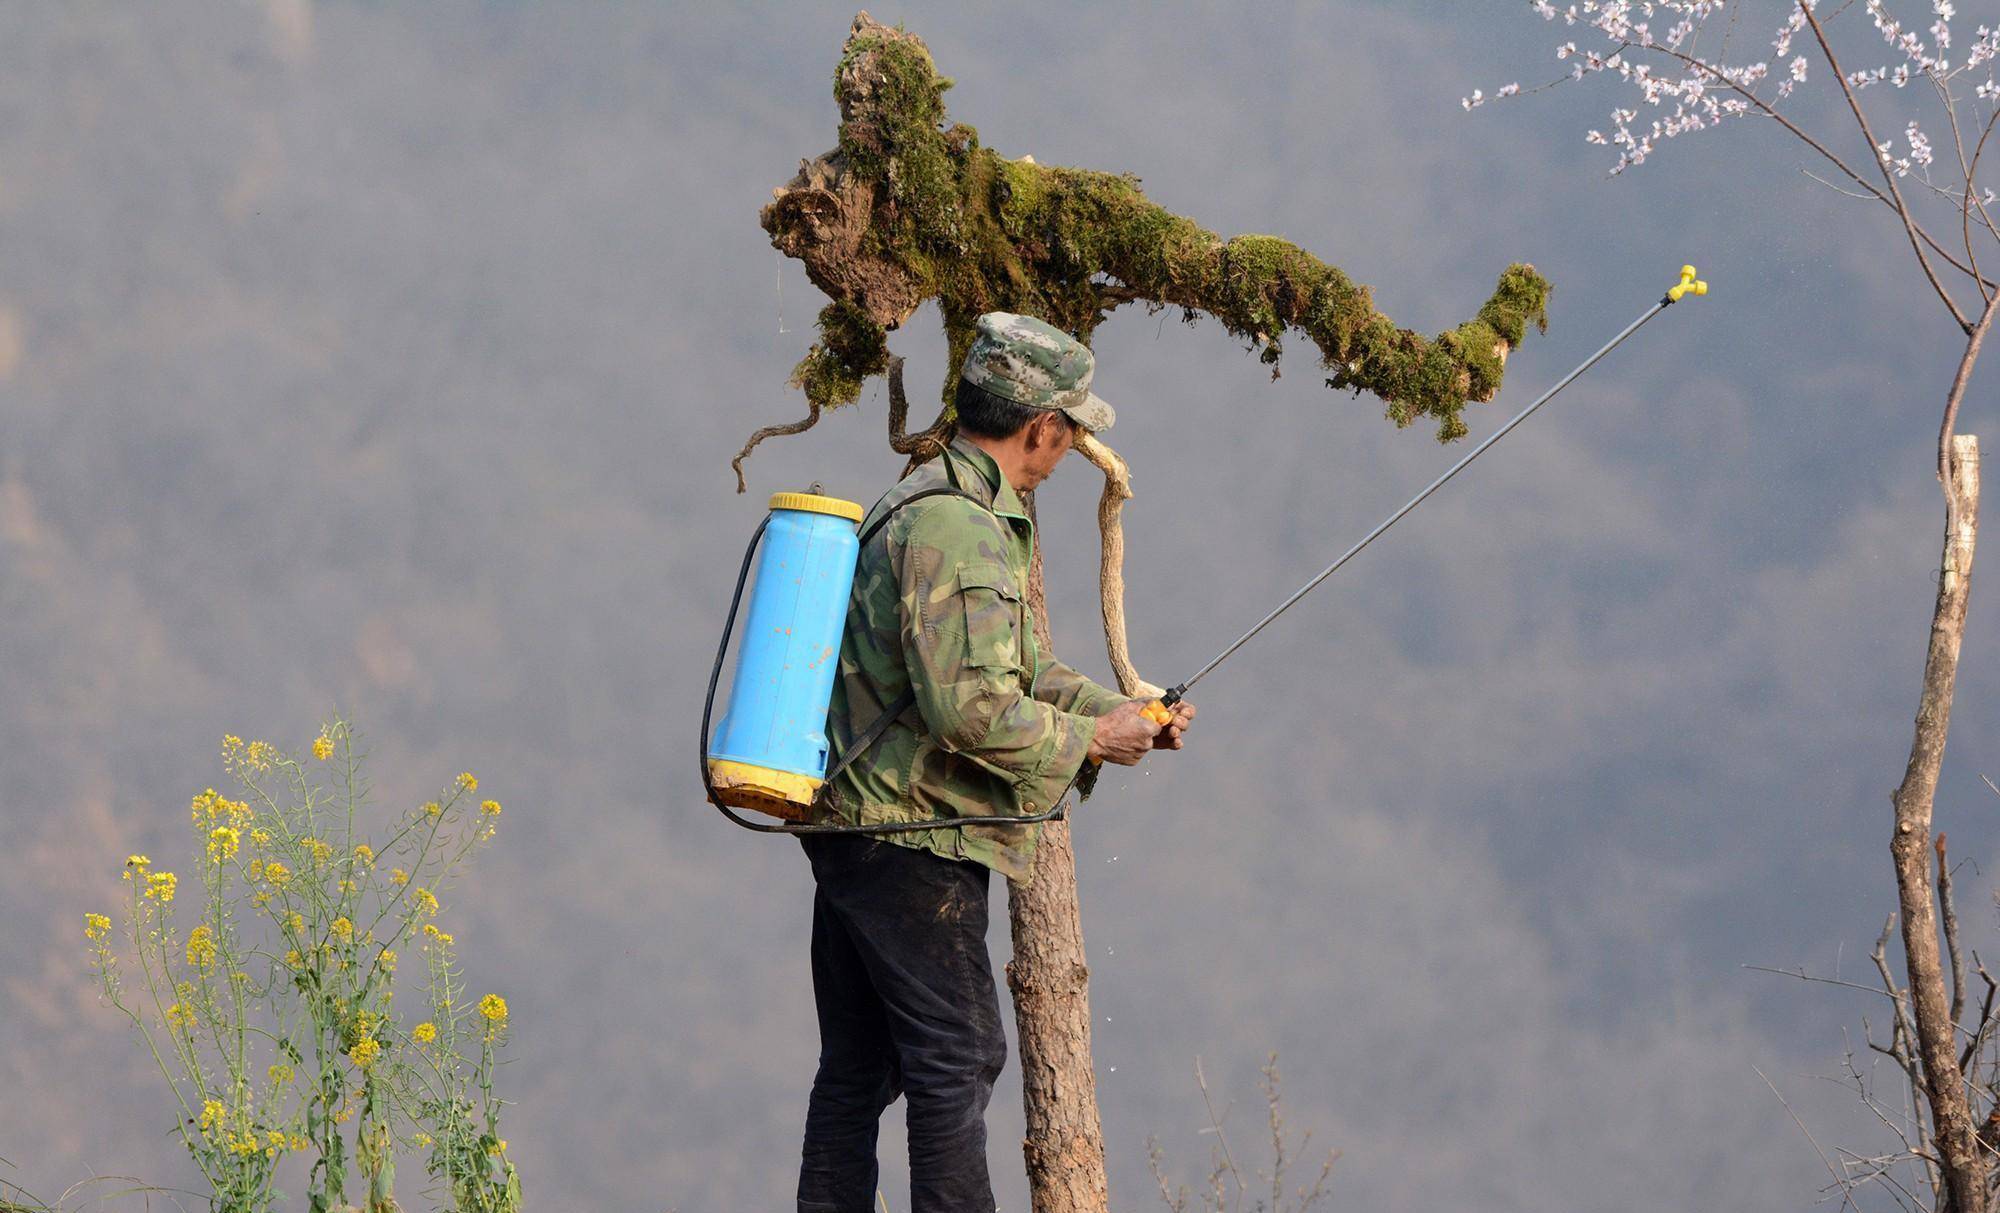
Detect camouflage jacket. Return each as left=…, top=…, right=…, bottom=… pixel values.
left=819, top=436, right=1128, bottom=881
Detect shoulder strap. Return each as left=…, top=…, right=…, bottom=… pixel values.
left=855, top=484, right=986, bottom=549
left=820, top=484, right=985, bottom=797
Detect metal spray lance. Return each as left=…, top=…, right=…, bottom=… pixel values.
left=1135, top=264, right=1711, bottom=728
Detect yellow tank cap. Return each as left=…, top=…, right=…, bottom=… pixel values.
left=769, top=491, right=864, bottom=522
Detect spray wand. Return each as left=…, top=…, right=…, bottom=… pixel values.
left=1133, top=264, right=1710, bottom=728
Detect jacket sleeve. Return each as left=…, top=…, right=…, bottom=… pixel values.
left=1031, top=654, right=1128, bottom=717
left=898, top=503, right=1096, bottom=806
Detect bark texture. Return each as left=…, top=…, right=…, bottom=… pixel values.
left=1007, top=489, right=1111, bottom=1213
left=1892, top=434, right=1983, bottom=1213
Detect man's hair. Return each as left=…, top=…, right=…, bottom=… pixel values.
left=954, top=376, right=1070, bottom=439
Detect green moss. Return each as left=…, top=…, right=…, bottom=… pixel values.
left=1476, top=263, right=1553, bottom=346
left=761, top=17, right=1554, bottom=461
left=790, top=301, right=889, bottom=409
left=834, top=28, right=952, bottom=177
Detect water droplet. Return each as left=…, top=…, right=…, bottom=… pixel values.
left=1108, top=1066, right=1118, bottom=1073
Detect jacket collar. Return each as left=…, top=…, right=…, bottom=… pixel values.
left=945, top=435, right=1029, bottom=520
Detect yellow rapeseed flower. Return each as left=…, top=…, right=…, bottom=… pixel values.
left=244, top=740, right=275, bottom=771
left=330, top=916, right=354, bottom=943
left=221, top=735, right=244, bottom=760
left=144, top=871, right=178, bottom=903
left=165, top=1001, right=193, bottom=1029
left=265, top=860, right=292, bottom=886
left=303, top=837, right=333, bottom=865
left=123, top=854, right=152, bottom=877
left=207, top=826, right=240, bottom=862
left=250, top=828, right=271, bottom=848
left=83, top=912, right=111, bottom=940
left=410, top=888, right=439, bottom=917
left=480, top=799, right=502, bottom=816
left=379, top=948, right=398, bottom=973
left=199, top=1099, right=225, bottom=1133
left=312, top=733, right=335, bottom=761
left=390, top=867, right=409, bottom=886
left=422, top=923, right=455, bottom=947
left=457, top=772, right=478, bottom=793
left=422, top=800, right=441, bottom=818
left=186, top=925, right=217, bottom=969
left=353, top=843, right=374, bottom=865
left=285, top=911, right=304, bottom=934
left=411, top=1021, right=437, bottom=1044
left=348, top=1037, right=381, bottom=1069
left=288, top=1134, right=308, bottom=1151
left=268, top=1063, right=294, bottom=1085
left=284, top=949, right=302, bottom=967
left=487, top=1139, right=508, bottom=1155
left=479, top=993, right=508, bottom=1023
left=412, top=1131, right=434, bottom=1147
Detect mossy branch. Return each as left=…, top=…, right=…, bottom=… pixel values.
left=739, top=11, right=1552, bottom=488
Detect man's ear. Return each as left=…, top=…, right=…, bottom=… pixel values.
left=1028, top=412, right=1066, bottom=450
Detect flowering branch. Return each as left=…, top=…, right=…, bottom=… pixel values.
left=1802, top=1, right=1974, bottom=329
left=1468, top=0, right=2000, bottom=522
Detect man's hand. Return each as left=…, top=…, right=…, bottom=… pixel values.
left=1151, top=699, right=1196, bottom=750
left=1087, top=698, right=1197, bottom=766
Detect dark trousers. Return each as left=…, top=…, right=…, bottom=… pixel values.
left=797, top=834, right=1008, bottom=1213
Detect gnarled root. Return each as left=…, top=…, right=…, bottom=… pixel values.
left=730, top=398, right=823, bottom=493
left=1074, top=432, right=1162, bottom=700
left=887, top=356, right=953, bottom=474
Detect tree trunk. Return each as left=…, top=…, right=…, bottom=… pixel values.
left=1006, top=488, right=1111, bottom=1213
left=1892, top=434, right=1982, bottom=1213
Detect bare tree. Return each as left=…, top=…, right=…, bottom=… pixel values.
left=1469, top=4, right=1995, bottom=1209
left=740, top=13, right=1552, bottom=1210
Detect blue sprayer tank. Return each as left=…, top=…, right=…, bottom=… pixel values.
left=706, top=490, right=865, bottom=820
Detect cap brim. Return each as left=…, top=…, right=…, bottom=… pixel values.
left=1060, top=391, right=1114, bottom=433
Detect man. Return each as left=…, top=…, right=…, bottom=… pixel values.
left=796, top=312, right=1198, bottom=1212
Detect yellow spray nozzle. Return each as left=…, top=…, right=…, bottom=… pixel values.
left=1667, top=264, right=1709, bottom=302
left=1141, top=700, right=1174, bottom=727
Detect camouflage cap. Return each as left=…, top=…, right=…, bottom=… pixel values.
left=960, top=312, right=1115, bottom=432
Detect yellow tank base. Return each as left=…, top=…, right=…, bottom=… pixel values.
left=707, top=758, right=822, bottom=822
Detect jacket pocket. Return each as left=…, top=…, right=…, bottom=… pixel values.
left=954, top=563, right=1024, bottom=673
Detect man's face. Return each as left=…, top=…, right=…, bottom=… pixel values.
left=1018, top=412, right=1076, bottom=490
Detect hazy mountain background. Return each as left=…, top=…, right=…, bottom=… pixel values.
left=3, top=2, right=1995, bottom=1210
